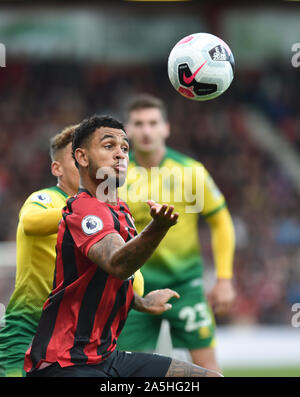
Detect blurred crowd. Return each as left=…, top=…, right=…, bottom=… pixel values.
left=0, top=60, right=300, bottom=325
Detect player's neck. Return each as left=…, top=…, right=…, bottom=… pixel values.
left=79, top=178, right=119, bottom=206
left=57, top=181, right=76, bottom=197
left=134, top=147, right=166, bottom=168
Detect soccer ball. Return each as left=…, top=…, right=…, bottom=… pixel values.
left=168, top=33, right=234, bottom=101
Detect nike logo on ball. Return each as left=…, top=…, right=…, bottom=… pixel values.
left=183, top=61, right=207, bottom=84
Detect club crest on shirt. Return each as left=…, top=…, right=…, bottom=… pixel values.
left=81, top=215, right=103, bottom=235
left=31, top=192, right=52, bottom=204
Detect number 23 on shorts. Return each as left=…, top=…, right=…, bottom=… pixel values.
left=179, top=303, right=213, bottom=337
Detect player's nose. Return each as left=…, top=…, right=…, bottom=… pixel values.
left=139, top=123, right=152, bottom=135
left=115, top=147, right=126, bottom=159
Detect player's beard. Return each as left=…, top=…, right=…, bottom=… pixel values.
left=88, top=155, right=122, bottom=197
left=88, top=156, right=101, bottom=185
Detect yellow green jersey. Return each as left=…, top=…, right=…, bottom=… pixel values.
left=0, top=186, right=68, bottom=377
left=118, top=147, right=226, bottom=289
left=9, top=186, right=68, bottom=325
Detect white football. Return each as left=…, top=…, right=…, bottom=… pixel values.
left=168, top=33, right=235, bottom=101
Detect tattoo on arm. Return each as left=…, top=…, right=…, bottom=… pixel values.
left=165, top=359, right=219, bottom=377
left=88, top=233, right=125, bottom=273
left=88, top=232, right=156, bottom=279
left=88, top=220, right=170, bottom=279
left=113, top=224, right=169, bottom=279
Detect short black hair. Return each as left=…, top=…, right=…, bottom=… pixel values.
left=72, top=115, right=125, bottom=168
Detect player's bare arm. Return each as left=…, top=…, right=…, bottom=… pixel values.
left=165, top=359, right=222, bottom=377
left=133, top=289, right=180, bottom=315
left=88, top=200, right=179, bottom=280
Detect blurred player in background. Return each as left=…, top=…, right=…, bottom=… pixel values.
left=0, top=125, right=80, bottom=377
left=117, top=94, right=236, bottom=373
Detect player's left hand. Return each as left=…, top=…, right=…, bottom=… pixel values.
left=207, top=278, right=235, bottom=315
left=147, top=200, right=179, bottom=229
left=142, top=288, right=180, bottom=315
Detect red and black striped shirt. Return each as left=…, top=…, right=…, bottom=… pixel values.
left=24, top=189, right=137, bottom=372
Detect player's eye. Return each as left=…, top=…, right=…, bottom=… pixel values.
left=104, top=144, right=113, bottom=149
left=122, top=146, right=129, bottom=153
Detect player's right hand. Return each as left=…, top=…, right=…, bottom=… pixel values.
left=147, top=200, right=179, bottom=228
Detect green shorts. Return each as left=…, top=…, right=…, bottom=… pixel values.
left=117, top=278, right=216, bottom=352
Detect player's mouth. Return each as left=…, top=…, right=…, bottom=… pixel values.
left=113, top=163, right=127, bottom=172
left=141, top=136, right=153, bottom=145
left=142, top=140, right=152, bottom=145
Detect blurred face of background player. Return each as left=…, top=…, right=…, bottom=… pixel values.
left=126, top=107, right=170, bottom=154
left=51, top=142, right=79, bottom=196
left=76, top=126, right=129, bottom=191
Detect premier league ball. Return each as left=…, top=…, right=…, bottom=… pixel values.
left=168, top=33, right=235, bottom=101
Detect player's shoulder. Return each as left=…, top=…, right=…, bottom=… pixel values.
left=66, top=189, right=112, bottom=215
left=164, top=148, right=211, bottom=179
left=63, top=190, right=116, bottom=233
left=23, top=186, right=67, bottom=209
left=164, top=148, right=220, bottom=187
left=164, top=147, right=204, bottom=168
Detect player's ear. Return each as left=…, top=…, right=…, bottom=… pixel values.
left=51, top=161, right=63, bottom=177
left=124, top=122, right=132, bottom=139
left=75, top=147, right=88, bottom=168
